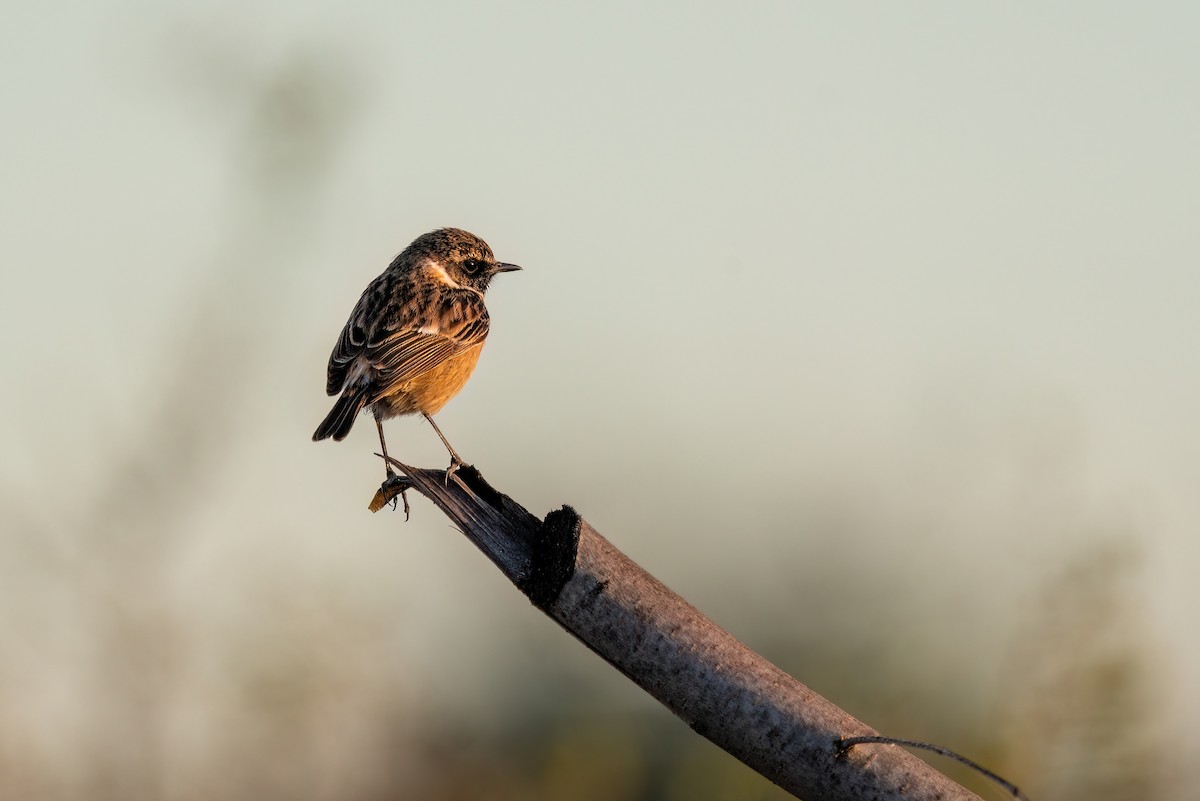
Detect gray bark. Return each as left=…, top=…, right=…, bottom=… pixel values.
left=379, top=463, right=983, bottom=801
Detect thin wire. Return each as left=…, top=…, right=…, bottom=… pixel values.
left=835, top=735, right=1029, bottom=801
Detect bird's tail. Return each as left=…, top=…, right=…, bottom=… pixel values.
left=312, top=390, right=370, bottom=442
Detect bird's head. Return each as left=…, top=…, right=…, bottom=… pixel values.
left=405, top=227, right=521, bottom=293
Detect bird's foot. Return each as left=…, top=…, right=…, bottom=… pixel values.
left=444, top=456, right=466, bottom=486
left=370, top=470, right=413, bottom=519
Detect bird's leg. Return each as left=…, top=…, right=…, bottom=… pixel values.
left=422, top=413, right=465, bottom=479
left=375, top=416, right=395, bottom=479
left=375, top=415, right=410, bottom=517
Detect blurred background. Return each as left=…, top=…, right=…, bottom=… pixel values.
left=2, top=2, right=1195, bottom=799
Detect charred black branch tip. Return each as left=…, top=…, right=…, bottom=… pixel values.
left=387, top=457, right=504, bottom=513
left=448, top=464, right=505, bottom=511
left=520, top=505, right=581, bottom=609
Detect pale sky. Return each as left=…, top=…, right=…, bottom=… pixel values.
left=2, top=1, right=1198, bottom=789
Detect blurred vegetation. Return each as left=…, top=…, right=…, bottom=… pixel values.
left=998, top=541, right=1163, bottom=800
left=0, top=32, right=1180, bottom=801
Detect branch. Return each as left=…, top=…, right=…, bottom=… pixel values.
left=377, top=462, right=987, bottom=801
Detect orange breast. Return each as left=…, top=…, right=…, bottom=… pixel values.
left=374, top=344, right=484, bottom=419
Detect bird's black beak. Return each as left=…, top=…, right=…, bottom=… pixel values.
left=493, top=262, right=522, bottom=274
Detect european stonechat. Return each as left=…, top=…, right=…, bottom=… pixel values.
left=313, top=228, right=520, bottom=477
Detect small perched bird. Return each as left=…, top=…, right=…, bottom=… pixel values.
left=313, top=228, right=520, bottom=477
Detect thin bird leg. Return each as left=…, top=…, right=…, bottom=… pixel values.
left=422, top=413, right=465, bottom=476
left=375, top=416, right=395, bottom=479
left=375, top=416, right=411, bottom=517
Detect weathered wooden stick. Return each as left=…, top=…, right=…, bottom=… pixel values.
left=377, top=461, right=984, bottom=801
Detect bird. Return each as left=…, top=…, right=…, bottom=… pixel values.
left=312, top=227, right=520, bottom=481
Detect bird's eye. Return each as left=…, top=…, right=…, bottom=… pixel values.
left=462, top=259, right=484, bottom=275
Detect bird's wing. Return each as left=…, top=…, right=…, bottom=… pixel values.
left=364, top=290, right=491, bottom=400
left=325, top=276, right=492, bottom=397
left=325, top=302, right=372, bottom=395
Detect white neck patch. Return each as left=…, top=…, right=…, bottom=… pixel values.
left=424, top=259, right=461, bottom=289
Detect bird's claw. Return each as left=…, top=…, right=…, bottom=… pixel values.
left=370, top=471, right=413, bottom=518
left=444, top=457, right=465, bottom=486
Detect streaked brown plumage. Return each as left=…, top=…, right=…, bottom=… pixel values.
left=313, top=228, right=520, bottom=475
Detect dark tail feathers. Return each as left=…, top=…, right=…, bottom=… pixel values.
left=313, top=391, right=369, bottom=442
